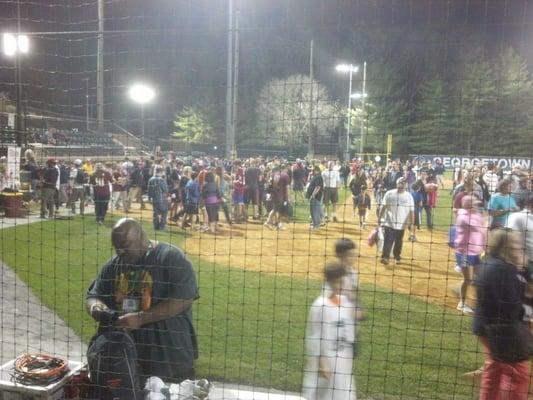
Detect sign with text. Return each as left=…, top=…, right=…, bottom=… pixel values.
left=410, top=155, right=531, bottom=170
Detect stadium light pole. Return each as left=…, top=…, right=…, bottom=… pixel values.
left=3, top=33, right=29, bottom=146
left=336, top=63, right=358, bottom=161
left=128, top=83, right=155, bottom=143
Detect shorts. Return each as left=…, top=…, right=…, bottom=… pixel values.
left=323, top=187, right=338, bottom=205
left=185, top=204, right=199, bottom=215
left=233, top=192, right=244, bottom=205
left=455, top=253, right=480, bottom=269
left=245, top=187, right=259, bottom=205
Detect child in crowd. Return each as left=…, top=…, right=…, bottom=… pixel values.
left=355, top=187, right=371, bottom=229
left=302, top=261, right=358, bottom=400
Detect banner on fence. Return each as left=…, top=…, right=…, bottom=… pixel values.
left=410, top=155, right=531, bottom=170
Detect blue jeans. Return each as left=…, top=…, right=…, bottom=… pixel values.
left=310, top=198, right=323, bottom=228
left=152, top=201, right=168, bottom=230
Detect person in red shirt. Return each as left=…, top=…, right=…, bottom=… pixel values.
left=91, top=163, right=113, bottom=225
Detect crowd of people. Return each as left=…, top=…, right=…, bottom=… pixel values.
left=18, top=147, right=533, bottom=399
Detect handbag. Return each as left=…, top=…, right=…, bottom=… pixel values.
left=367, top=228, right=379, bottom=247
left=485, top=321, right=533, bottom=363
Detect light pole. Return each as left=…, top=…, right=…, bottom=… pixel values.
left=3, top=33, right=29, bottom=146
left=336, top=63, right=358, bottom=161
left=128, top=83, right=155, bottom=143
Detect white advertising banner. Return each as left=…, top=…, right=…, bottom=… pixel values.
left=410, top=154, right=531, bottom=170
left=6, top=145, right=21, bottom=189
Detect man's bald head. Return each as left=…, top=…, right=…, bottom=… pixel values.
left=112, top=218, right=150, bottom=265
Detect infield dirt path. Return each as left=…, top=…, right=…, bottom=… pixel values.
left=130, top=189, right=464, bottom=312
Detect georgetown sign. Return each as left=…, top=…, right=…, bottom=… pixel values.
left=410, top=155, right=532, bottom=170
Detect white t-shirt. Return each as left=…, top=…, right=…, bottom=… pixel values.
left=382, top=189, right=415, bottom=230
left=484, top=171, right=499, bottom=195
left=322, top=170, right=341, bottom=189
left=303, top=294, right=356, bottom=400
left=506, top=209, right=533, bottom=261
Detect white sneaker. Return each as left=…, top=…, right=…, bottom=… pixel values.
left=457, top=302, right=474, bottom=315
left=454, top=265, right=462, bottom=274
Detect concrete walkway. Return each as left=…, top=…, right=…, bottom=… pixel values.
left=0, top=205, right=91, bottom=363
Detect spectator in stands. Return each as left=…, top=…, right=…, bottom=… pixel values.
left=148, top=166, right=169, bottom=231
left=91, top=163, right=113, bottom=225
left=378, top=177, right=415, bottom=266
left=488, top=178, right=519, bottom=229
left=128, top=161, right=145, bottom=210
left=41, top=158, right=59, bottom=219
left=69, top=159, right=87, bottom=215
left=473, top=229, right=530, bottom=400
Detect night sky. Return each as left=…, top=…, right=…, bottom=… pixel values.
left=0, top=0, right=531, bottom=140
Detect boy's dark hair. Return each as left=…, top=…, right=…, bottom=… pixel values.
left=191, top=172, right=198, bottom=180
left=335, top=238, right=356, bottom=257
left=324, top=261, right=346, bottom=284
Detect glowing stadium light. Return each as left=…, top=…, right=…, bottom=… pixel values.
left=128, top=83, right=155, bottom=142
left=350, top=92, right=368, bottom=99
left=128, top=83, right=155, bottom=105
left=335, top=64, right=358, bottom=73
left=336, top=63, right=359, bottom=161
left=2, top=33, right=30, bottom=57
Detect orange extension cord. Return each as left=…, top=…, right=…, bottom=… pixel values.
left=13, top=353, right=68, bottom=385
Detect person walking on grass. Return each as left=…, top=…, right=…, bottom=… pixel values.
left=453, top=195, right=487, bottom=315
left=147, top=166, right=169, bottom=231
left=355, top=186, right=371, bottom=229
left=303, top=261, right=358, bottom=400
left=91, top=163, right=113, bottom=225
left=378, top=177, right=415, bottom=266
left=202, top=172, right=221, bottom=234
left=307, top=165, right=324, bottom=230
left=322, top=161, right=341, bottom=223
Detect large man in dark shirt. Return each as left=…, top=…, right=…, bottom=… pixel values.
left=86, top=218, right=199, bottom=383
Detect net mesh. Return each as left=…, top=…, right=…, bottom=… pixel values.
left=0, top=1, right=532, bottom=399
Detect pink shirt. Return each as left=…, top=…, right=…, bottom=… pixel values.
left=454, top=209, right=487, bottom=255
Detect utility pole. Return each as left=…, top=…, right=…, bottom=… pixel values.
left=231, top=6, right=239, bottom=158
left=359, top=61, right=366, bottom=155
left=307, top=39, right=314, bottom=159
left=15, top=0, right=24, bottom=146
left=97, top=0, right=104, bottom=134
left=84, top=78, right=90, bottom=132
left=225, top=0, right=234, bottom=159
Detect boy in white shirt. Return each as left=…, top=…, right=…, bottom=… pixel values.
left=303, top=261, right=359, bottom=400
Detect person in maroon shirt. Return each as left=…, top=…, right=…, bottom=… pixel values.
left=91, top=163, right=113, bottom=225
left=264, top=165, right=291, bottom=230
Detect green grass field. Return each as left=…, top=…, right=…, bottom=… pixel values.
left=0, top=214, right=483, bottom=399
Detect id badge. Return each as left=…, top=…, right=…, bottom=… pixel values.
left=123, top=297, right=140, bottom=313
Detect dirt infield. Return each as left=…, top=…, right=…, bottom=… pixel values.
left=130, top=194, right=462, bottom=312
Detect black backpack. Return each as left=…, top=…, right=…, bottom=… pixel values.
left=75, top=169, right=86, bottom=185
left=87, top=330, right=142, bottom=400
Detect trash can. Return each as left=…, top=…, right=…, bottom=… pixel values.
left=2, top=192, right=23, bottom=218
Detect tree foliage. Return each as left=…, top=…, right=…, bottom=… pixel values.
left=255, top=74, right=336, bottom=153
left=172, top=107, right=216, bottom=144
